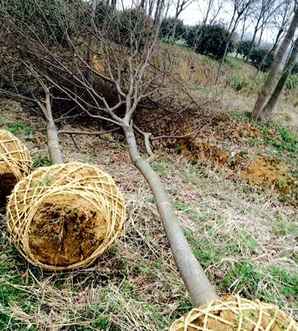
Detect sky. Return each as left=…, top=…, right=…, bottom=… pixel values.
left=168, top=0, right=279, bottom=45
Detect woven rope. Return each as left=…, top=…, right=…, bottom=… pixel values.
left=7, top=162, right=126, bottom=271
left=170, top=295, right=298, bottom=331
left=0, top=129, right=32, bottom=203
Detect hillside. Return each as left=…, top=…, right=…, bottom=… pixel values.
left=0, top=49, right=297, bottom=329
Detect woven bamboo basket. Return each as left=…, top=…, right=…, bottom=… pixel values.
left=0, top=129, right=32, bottom=205
left=170, top=295, right=297, bottom=331
left=7, top=162, right=126, bottom=271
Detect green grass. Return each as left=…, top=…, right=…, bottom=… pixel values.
left=221, top=262, right=298, bottom=307
left=6, top=122, right=33, bottom=136
left=231, top=111, right=298, bottom=155
left=32, top=155, right=52, bottom=168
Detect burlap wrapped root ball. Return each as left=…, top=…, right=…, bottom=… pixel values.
left=0, top=129, right=32, bottom=205
left=170, top=296, right=297, bottom=331
left=7, top=162, right=126, bottom=271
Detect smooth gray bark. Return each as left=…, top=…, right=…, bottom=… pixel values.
left=261, top=37, right=298, bottom=116
left=123, top=124, right=218, bottom=306
left=253, top=9, right=298, bottom=120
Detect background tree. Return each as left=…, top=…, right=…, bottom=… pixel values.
left=170, top=0, right=194, bottom=39
left=249, top=46, right=274, bottom=69
left=253, top=8, right=298, bottom=120
left=245, top=0, right=278, bottom=61
left=257, top=0, right=293, bottom=73
left=216, top=0, right=257, bottom=82
left=260, top=36, right=298, bottom=115
left=186, top=24, right=234, bottom=59
left=160, top=17, right=185, bottom=40
left=195, top=0, right=224, bottom=46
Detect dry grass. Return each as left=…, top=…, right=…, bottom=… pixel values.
left=0, top=96, right=297, bottom=330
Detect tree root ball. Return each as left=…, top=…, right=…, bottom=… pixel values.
left=170, top=296, right=297, bottom=331
left=0, top=129, right=32, bottom=206
left=7, top=162, right=126, bottom=271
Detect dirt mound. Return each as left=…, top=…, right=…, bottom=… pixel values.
left=7, top=162, right=126, bottom=271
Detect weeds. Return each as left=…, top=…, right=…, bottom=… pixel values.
left=32, top=155, right=52, bottom=168
left=6, top=122, right=32, bottom=136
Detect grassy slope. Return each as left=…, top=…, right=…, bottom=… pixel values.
left=0, top=51, right=297, bottom=330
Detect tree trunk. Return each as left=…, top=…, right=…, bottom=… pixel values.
left=257, top=24, right=265, bottom=47
left=47, top=120, right=64, bottom=164
left=261, top=37, right=298, bottom=117
left=44, top=93, right=63, bottom=164
left=236, top=15, right=247, bottom=58
left=111, top=0, right=116, bottom=10
left=123, top=124, right=218, bottom=306
left=245, top=19, right=261, bottom=62
left=252, top=9, right=298, bottom=120
left=216, top=14, right=240, bottom=83
left=86, top=0, right=98, bottom=85
left=256, top=27, right=284, bottom=74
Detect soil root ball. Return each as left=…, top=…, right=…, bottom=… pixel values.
left=0, top=129, right=32, bottom=206
left=7, top=162, right=126, bottom=271
left=170, top=295, right=297, bottom=331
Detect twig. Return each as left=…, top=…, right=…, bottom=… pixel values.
left=59, top=127, right=120, bottom=136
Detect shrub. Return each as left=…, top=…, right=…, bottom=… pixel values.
left=249, top=47, right=273, bottom=71
left=110, top=8, right=154, bottom=51
left=94, top=2, right=113, bottom=26
left=292, top=63, right=298, bottom=74
left=286, top=74, right=298, bottom=90
left=160, top=17, right=186, bottom=40
left=228, top=74, right=249, bottom=91
left=1, top=0, right=83, bottom=44
left=237, top=40, right=254, bottom=58
left=186, top=24, right=234, bottom=59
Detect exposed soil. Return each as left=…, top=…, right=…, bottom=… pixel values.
left=176, top=307, right=294, bottom=331
left=0, top=165, right=17, bottom=207
left=29, top=194, right=107, bottom=267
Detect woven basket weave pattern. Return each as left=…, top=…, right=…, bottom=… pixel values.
left=7, top=162, right=126, bottom=271
left=170, top=296, right=297, bottom=331
left=0, top=129, right=31, bottom=180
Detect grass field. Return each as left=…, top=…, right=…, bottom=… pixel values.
left=0, top=44, right=298, bottom=329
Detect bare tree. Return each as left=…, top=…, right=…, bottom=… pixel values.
left=171, top=0, right=194, bottom=38
left=216, top=0, right=257, bottom=82
left=257, top=0, right=293, bottom=73
left=2, top=1, right=218, bottom=306
left=252, top=8, right=298, bottom=120
left=245, top=0, right=278, bottom=61
left=260, top=36, right=298, bottom=115
left=195, top=0, right=224, bottom=46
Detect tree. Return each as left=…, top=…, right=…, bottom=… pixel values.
left=1, top=0, right=218, bottom=306
left=252, top=8, right=298, bottom=120
left=245, top=0, right=278, bottom=61
left=257, top=0, right=293, bottom=73
left=261, top=36, right=298, bottom=114
left=195, top=0, right=224, bottom=46
left=249, top=46, right=274, bottom=69
left=237, top=39, right=255, bottom=57
left=160, top=17, right=185, bottom=40
left=171, top=0, right=194, bottom=39
left=186, top=24, right=234, bottom=59
left=216, top=0, right=257, bottom=82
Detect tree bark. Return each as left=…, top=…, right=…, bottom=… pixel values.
left=252, top=9, right=298, bottom=120
left=256, top=27, right=284, bottom=74
left=216, top=13, right=241, bottom=83
left=44, top=92, right=64, bottom=164
left=245, top=17, right=262, bottom=62
left=123, top=124, right=218, bottom=306
left=261, top=37, right=298, bottom=116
